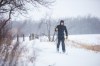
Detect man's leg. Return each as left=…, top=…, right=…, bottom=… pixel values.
left=62, top=38, right=66, bottom=52
left=57, top=39, right=60, bottom=52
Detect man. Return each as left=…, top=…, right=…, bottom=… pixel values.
left=55, top=20, right=68, bottom=53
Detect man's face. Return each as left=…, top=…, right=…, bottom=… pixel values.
left=61, top=22, right=64, bottom=25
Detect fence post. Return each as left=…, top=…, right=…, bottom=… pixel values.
left=23, top=34, right=25, bottom=41
left=29, top=34, right=31, bottom=41
left=32, top=33, right=34, bottom=40
left=17, top=34, right=19, bottom=42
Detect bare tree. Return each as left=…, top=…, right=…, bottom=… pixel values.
left=39, top=14, right=52, bottom=41
left=0, top=0, right=54, bottom=30
left=46, top=18, right=52, bottom=41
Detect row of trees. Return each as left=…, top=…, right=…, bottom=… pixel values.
left=13, top=15, right=100, bottom=41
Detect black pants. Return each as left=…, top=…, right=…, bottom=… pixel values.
left=57, top=37, right=65, bottom=52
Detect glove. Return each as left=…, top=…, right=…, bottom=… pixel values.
left=65, top=36, right=68, bottom=39
left=55, top=28, right=58, bottom=32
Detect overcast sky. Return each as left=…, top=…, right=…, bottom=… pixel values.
left=14, top=0, right=100, bottom=21
left=52, top=0, right=100, bottom=18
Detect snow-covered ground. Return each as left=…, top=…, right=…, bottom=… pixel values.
left=16, top=34, right=100, bottom=66
left=68, top=34, right=100, bottom=45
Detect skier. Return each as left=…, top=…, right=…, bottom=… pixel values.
left=55, top=20, right=68, bottom=53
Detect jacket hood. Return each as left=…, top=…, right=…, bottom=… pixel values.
left=60, top=20, right=64, bottom=25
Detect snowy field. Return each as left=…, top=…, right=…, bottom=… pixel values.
left=16, top=34, right=100, bottom=66
left=68, top=34, right=100, bottom=45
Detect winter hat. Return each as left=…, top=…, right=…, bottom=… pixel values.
left=60, top=20, right=64, bottom=24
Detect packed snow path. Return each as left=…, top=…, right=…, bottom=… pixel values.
left=18, top=35, right=100, bottom=66
left=33, top=39, right=100, bottom=66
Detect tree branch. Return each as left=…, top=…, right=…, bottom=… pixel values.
left=0, top=0, right=8, bottom=8
left=0, top=8, right=12, bottom=31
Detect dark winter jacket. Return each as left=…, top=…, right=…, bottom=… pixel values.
left=55, top=24, right=68, bottom=39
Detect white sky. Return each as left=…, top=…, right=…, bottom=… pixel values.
left=13, top=0, right=100, bottom=21
left=52, top=0, right=100, bottom=18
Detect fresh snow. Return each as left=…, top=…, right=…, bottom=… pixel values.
left=17, top=35, right=100, bottom=66
left=68, top=34, right=100, bottom=45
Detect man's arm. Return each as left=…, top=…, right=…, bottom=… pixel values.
left=55, top=25, right=58, bottom=32
left=65, top=26, right=68, bottom=38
